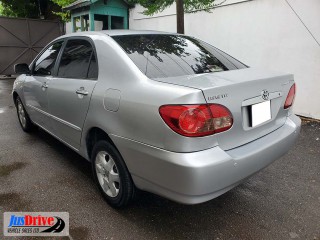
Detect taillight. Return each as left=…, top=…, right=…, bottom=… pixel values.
left=284, top=83, right=296, bottom=109
left=159, top=104, right=233, bottom=137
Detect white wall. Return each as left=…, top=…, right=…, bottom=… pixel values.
left=129, top=0, right=320, bottom=119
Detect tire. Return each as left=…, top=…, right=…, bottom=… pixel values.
left=91, top=140, right=135, bottom=208
left=15, top=97, right=35, bottom=132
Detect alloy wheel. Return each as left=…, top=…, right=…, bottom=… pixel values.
left=95, top=151, right=120, bottom=197
left=17, top=101, right=27, bottom=128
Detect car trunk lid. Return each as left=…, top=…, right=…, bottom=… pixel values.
left=154, top=68, right=294, bottom=150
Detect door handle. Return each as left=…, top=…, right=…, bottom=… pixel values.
left=76, top=87, right=88, bottom=96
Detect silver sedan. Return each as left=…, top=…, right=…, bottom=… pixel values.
left=12, top=30, right=301, bottom=208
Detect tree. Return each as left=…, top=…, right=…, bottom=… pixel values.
left=0, top=3, right=3, bottom=14
left=0, top=0, right=76, bottom=21
left=128, top=0, right=223, bottom=34
left=0, top=0, right=40, bottom=18
left=51, top=0, right=77, bottom=22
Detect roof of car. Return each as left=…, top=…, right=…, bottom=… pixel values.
left=58, top=30, right=177, bottom=39
left=104, top=30, right=176, bottom=36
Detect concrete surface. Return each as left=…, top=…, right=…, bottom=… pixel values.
left=0, top=78, right=319, bottom=240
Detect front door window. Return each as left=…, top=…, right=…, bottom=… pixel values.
left=33, top=41, right=63, bottom=76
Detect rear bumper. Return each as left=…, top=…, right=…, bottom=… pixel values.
left=111, top=114, right=301, bottom=204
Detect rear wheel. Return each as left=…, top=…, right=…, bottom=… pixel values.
left=16, top=97, right=34, bottom=132
left=91, top=140, right=135, bottom=208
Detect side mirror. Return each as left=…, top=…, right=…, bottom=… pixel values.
left=14, top=63, right=30, bottom=74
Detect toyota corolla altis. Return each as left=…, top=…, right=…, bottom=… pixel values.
left=12, top=30, right=301, bottom=207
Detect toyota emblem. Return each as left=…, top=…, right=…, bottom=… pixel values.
left=261, top=90, right=269, bottom=101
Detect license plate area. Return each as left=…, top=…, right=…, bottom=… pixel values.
left=250, top=100, right=271, bottom=127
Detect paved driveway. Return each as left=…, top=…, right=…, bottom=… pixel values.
left=0, top=79, right=319, bottom=240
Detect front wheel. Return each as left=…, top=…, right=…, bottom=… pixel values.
left=16, top=97, right=35, bottom=132
left=91, top=140, right=135, bottom=208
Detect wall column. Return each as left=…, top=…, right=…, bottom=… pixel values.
left=80, top=15, right=85, bottom=31
left=108, top=15, right=112, bottom=30
left=72, top=16, right=76, bottom=32
left=124, top=14, right=128, bottom=29
left=89, top=12, right=95, bottom=31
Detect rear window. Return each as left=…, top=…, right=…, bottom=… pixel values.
left=112, top=34, right=240, bottom=79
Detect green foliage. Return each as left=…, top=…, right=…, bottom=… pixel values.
left=127, top=0, right=223, bottom=15
left=51, top=0, right=76, bottom=6
left=0, top=0, right=39, bottom=18
left=51, top=0, right=76, bottom=22
left=52, top=11, right=70, bottom=22
left=0, top=3, right=3, bottom=15
left=0, top=0, right=76, bottom=21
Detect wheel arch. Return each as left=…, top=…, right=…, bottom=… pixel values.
left=12, top=91, right=19, bottom=106
left=85, top=127, right=118, bottom=161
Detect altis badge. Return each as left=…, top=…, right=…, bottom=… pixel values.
left=207, top=93, right=228, bottom=101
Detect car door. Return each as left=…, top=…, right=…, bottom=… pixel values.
left=47, top=38, right=98, bottom=150
left=23, top=40, right=64, bottom=131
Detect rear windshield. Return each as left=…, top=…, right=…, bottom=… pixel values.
left=112, top=34, right=244, bottom=79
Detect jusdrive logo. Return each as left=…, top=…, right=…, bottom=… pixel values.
left=3, top=212, right=69, bottom=237
left=8, top=214, right=65, bottom=232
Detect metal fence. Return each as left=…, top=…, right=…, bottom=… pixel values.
left=0, top=17, right=63, bottom=76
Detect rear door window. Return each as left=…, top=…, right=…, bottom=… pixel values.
left=112, top=34, right=235, bottom=79
left=57, top=39, right=98, bottom=79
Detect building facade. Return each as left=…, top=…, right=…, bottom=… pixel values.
left=65, top=0, right=129, bottom=32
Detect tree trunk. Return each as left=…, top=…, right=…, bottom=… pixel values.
left=176, top=0, right=184, bottom=34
